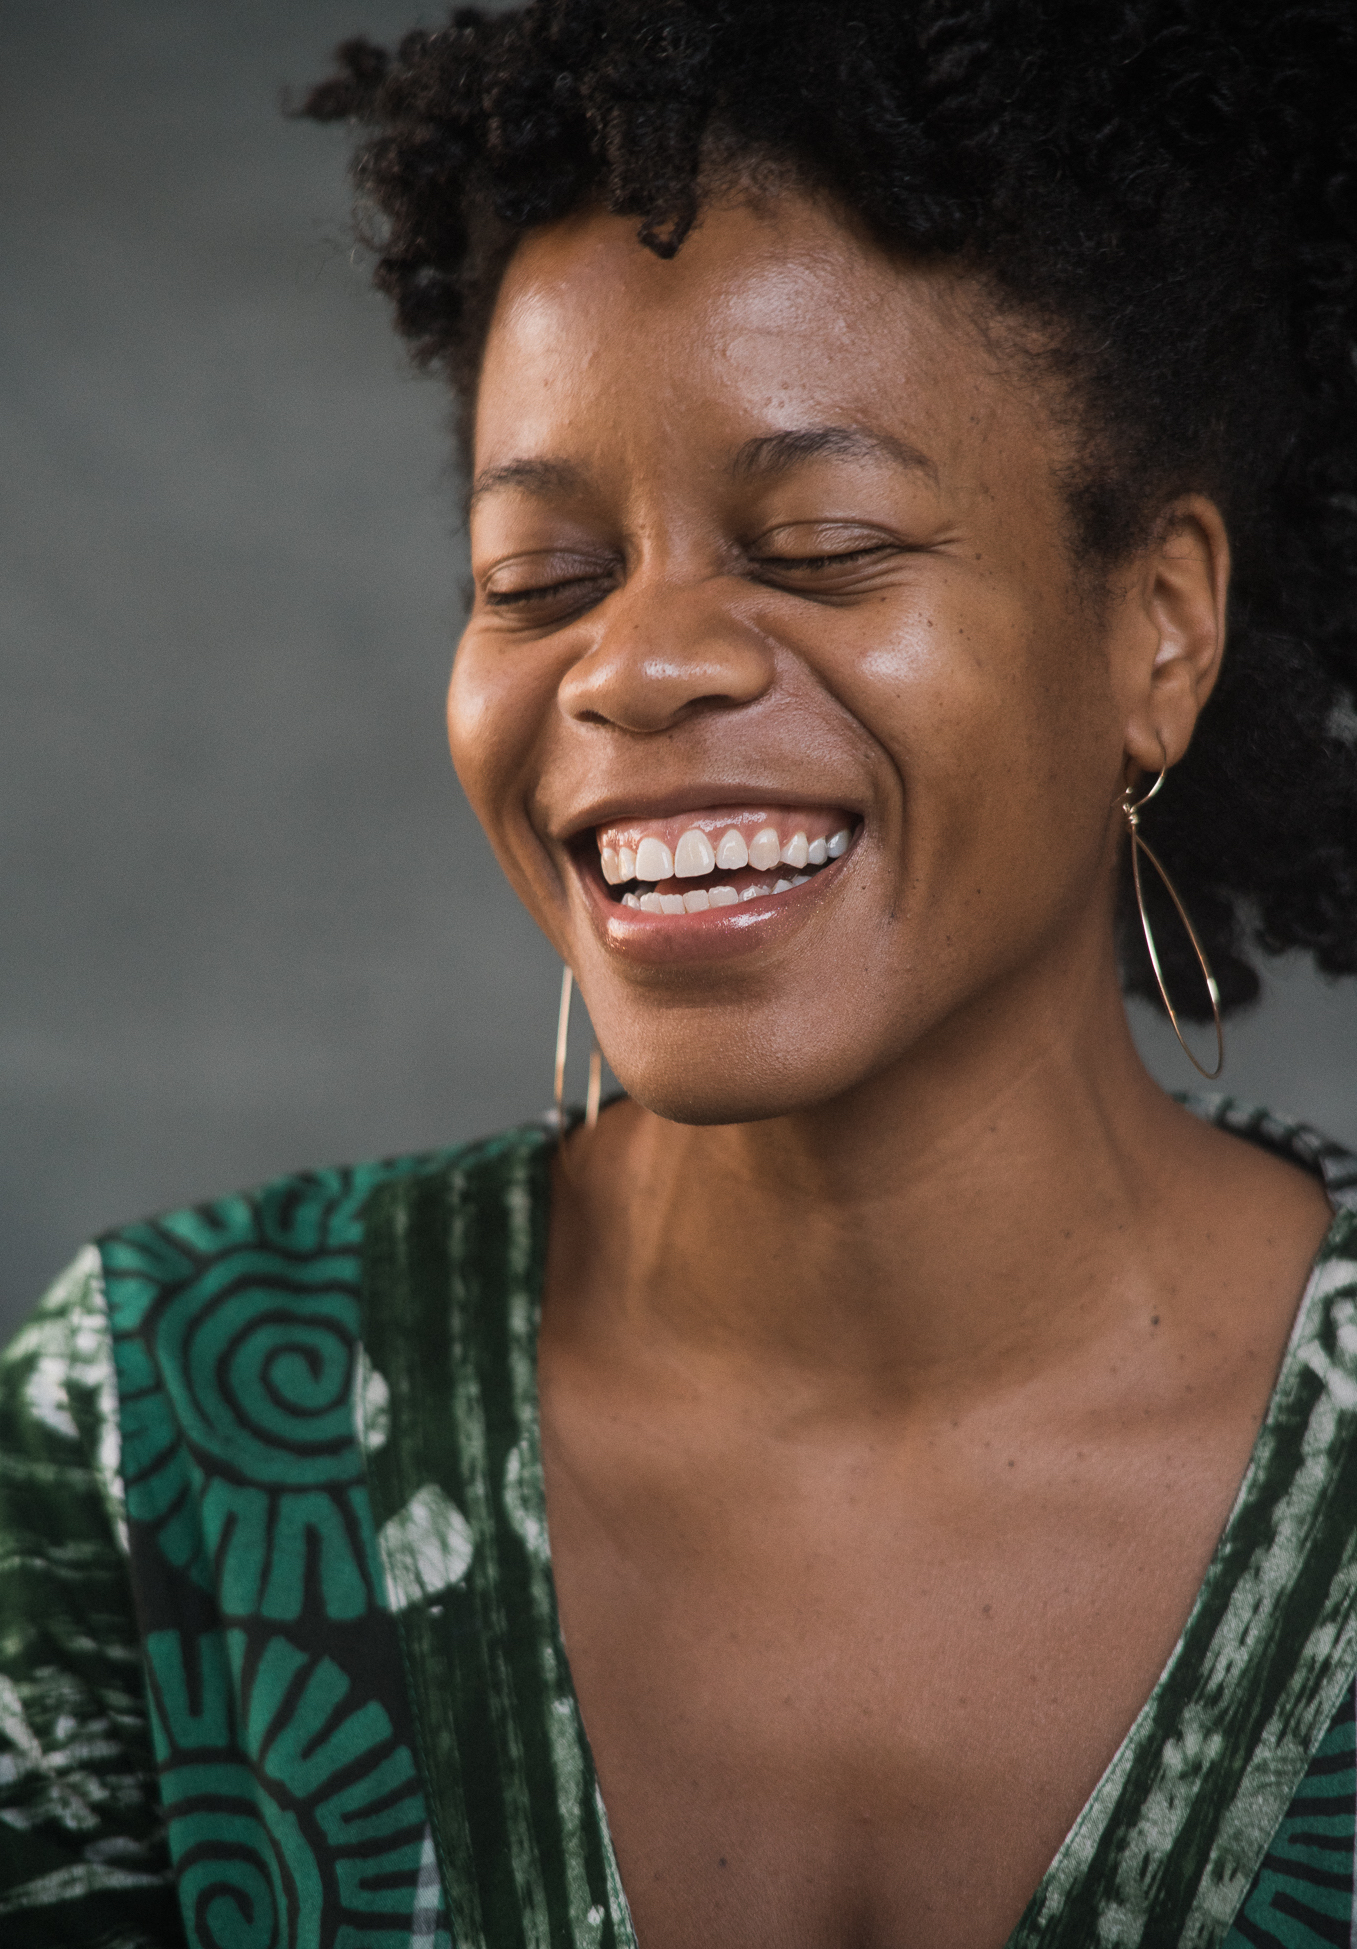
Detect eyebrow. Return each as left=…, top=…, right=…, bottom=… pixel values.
left=467, top=422, right=937, bottom=513
left=730, top=424, right=938, bottom=485
left=467, top=456, right=589, bottom=509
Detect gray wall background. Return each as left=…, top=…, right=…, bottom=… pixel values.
left=3, top=1, right=1356, bottom=1341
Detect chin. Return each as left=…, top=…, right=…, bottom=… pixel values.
left=602, top=1030, right=869, bottom=1128
left=619, top=1083, right=788, bottom=1127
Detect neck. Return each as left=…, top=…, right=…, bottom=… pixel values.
left=551, top=960, right=1204, bottom=1401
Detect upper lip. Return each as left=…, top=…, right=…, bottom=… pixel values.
left=556, top=782, right=864, bottom=845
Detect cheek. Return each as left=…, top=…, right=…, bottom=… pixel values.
left=819, top=590, right=1111, bottom=933
left=819, top=592, right=1030, bottom=827
left=445, top=634, right=544, bottom=831
left=446, top=641, right=570, bottom=948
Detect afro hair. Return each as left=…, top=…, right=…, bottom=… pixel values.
left=301, top=0, right=1357, bottom=1020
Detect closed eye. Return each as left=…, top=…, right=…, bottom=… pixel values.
left=484, top=576, right=608, bottom=607
left=481, top=561, right=619, bottom=624
left=747, top=539, right=908, bottom=598
left=754, top=544, right=895, bottom=573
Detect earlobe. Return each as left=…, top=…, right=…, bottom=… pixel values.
left=1122, top=494, right=1230, bottom=776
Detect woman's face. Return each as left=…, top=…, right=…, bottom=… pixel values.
left=451, top=191, right=1135, bottom=1123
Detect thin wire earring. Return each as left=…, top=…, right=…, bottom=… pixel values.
left=553, top=965, right=602, bottom=1134
left=1121, top=768, right=1224, bottom=1080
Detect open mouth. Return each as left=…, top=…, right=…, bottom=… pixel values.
left=593, top=807, right=856, bottom=915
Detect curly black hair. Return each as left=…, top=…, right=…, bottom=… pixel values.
left=300, top=0, right=1357, bottom=1020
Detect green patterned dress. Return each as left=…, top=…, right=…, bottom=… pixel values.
left=2, top=1097, right=1357, bottom=1949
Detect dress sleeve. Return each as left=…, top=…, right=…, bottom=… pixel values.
left=0, top=1248, right=183, bottom=1946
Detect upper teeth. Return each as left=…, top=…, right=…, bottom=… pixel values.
left=602, top=820, right=854, bottom=902
left=633, top=836, right=674, bottom=881
left=747, top=828, right=781, bottom=871
left=780, top=832, right=808, bottom=870
left=673, top=829, right=716, bottom=877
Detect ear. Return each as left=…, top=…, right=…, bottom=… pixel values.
left=1115, top=494, right=1230, bottom=776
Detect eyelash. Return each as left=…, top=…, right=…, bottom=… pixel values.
left=754, top=544, right=891, bottom=573
left=482, top=543, right=894, bottom=610
left=484, top=575, right=609, bottom=608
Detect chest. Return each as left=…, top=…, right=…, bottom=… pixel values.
left=542, top=1404, right=1252, bottom=1949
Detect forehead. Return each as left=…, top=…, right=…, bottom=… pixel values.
left=475, top=194, right=1033, bottom=470
left=492, top=193, right=911, bottom=349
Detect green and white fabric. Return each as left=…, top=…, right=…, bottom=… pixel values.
left=0, top=1099, right=1355, bottom=1947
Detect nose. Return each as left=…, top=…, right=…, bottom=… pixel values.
left=558, top=573, right=776, bottom=734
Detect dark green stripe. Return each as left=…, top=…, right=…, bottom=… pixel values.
left=360, top=1128, right=629, bottom=1949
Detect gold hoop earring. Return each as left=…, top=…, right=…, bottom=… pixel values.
left=553, top=965, right=602, bottom=1134
left=1121, top=768, right=1224, bottom=1080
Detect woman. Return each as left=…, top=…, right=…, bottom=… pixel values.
left=2, top=2, right=1356, bottom=1945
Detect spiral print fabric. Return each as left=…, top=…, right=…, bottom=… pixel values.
left=147, top=1625, right=430, bottom=1949
left=100, top=1150, right=462, bottom=1949
left=5, top=1103, right=1357, bottom=1946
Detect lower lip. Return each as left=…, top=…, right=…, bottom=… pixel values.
left=580, top=857, right=847, bottom=964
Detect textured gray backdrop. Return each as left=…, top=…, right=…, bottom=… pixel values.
left=3, top=1, right=1355, bottom=1340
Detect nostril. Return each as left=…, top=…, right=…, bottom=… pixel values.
left=569, top=694, right=756, bottom=735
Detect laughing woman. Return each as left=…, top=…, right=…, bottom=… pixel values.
left=4, top=3, right=1357, bottom=1946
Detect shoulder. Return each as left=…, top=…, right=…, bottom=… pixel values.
left=85, top=1119, right=557, bottom=1373
left=32, top=1122, right=552, bottom=1621
left=0, top=1136, right=557, bottom=1941
left=1180, top=1092, right=1357, bottom=1215
left=93, top=1120, right=555, bottom=1324
left=84, top=1125, right=553, bottom=1556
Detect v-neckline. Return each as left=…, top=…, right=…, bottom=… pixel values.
left=1001, top=1098, right=1357, bottom=1944
left=358, top=1099, right=1357, bottom=1949
left=1006, top=1166, right=1357, bottom=1943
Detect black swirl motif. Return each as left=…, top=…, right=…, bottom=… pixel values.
left=104, top=1159, right=443, bottom=1624
left=144, top=1625, right=447, bottom=1949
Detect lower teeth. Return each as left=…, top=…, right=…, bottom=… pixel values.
left=621, top=870, right=816, bottom=913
